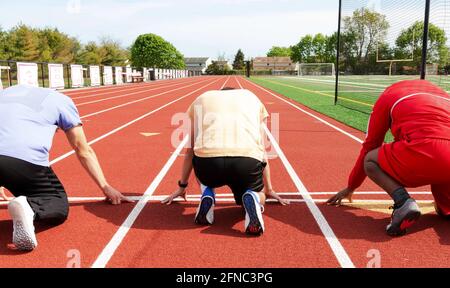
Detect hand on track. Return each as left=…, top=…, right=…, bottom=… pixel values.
left=161, top=188, right=187, bottom=205
left=103, top=185, right=135, bottom=205
left=327, top=187, right=355, bottom=206
left=266, top=189, right=290, bottom=206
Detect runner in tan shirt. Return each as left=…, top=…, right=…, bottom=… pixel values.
left=163, top=88, right=288, bottom=236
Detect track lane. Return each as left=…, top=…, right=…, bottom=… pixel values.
left=50, top=77, right=217, bottom=161
left=0, top=77, right=226, bottom=267
left=240, top=77, right=447, bottom=268
left=63, top=78, right=194, bottom=97
left=69, top=77, right=205, bottom=102
left=103, top=76, right=340, bottom=268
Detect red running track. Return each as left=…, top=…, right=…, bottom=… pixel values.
left=0, top=76, right=447, bottom=268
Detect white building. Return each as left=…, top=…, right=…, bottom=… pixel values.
left=185, top=57, right=212, bottom=74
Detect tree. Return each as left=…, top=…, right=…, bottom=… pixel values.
left=205, top=61, right=230, bottom=75
left=343, top=8, right=389, bottom=63
left=312, top=34, right=329, bottom=63
left=0, top=24, right=128, bottom=66
left=232, top=49, right=245, bottom=70
left=97, top=37, right=129, bottom=66
left=324, top=32, right=337, bottom=64
left=130, top=34, right=185, bottom=69
left=4, top=24, right=40, bottom=61
left=396, top=21, right=448, bottom=69
left=339, top=8, right=389, bottom=74
left=0, top=26, right=6, bottom=60
left=38, top=28, right=80, bottom=63
left=77, top=41, right=102, bottom=65
left=291, top=35, right=314, bottom=63
left=267, top=46, right=291, bottom=57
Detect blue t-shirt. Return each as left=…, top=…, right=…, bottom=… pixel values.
left=0, top=85, right=82, bottom=167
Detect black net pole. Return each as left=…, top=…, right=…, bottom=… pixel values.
left=334, top=0, right=342, bottom=105
left=245, top=61, right=251, bottom=78
left=421, top=0, right=431, bottom=80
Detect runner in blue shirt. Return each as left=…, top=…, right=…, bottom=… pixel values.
left=0, top=85, right=133, bottom=251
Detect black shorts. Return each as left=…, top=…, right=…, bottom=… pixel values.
left=0, top=155, right=69, bottom=225
left=193, top=155, right=266, bottom=205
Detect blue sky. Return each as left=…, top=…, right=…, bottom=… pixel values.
left=0, top=0, right=339, bottom=59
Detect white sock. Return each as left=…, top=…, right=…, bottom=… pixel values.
left=200, top=184, right=215, bottom=197
left=200, top=184, right=208, bottom=194
left=249, top=191, right=261, bottom=204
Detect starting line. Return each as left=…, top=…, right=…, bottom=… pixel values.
left=0, top=191, right=433, bottom=206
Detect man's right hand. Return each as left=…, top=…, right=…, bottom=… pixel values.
left=103, top=185, right=135, bottom=205
left=326, top=187, right=355, bottom=206
left=161, top=188, right=187, bottom=205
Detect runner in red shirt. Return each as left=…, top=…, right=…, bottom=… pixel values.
left=327, top=80, right=450, bottom=236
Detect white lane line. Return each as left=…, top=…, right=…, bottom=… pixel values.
left=50, top=78, right=221, bottom=165
left=144, top=196, right=433, bottom=204
left=70, top=83, right=157, bottom=99
left=308, top=191, right=431, bottom=195
left=242, top=78, right=364, bottom=144
left=75, top=79, right=201, bottom=106
left=0, top=196, right=434, bottom=207
left=263, top=124, right=355, bottom=268
left=66, top=78, right=195, bottom=97
left=64, top=83, right=151, bottom=96
left=91, top=76, right=229, bottom=268
left=91, top=136, right=189, bottom=268
left=79, top=78, right=211, bottom=119
left=220, top=76, right=231, bottom=90
left=152, top=191, right=431, bottom=197
left=236, top=76, right=244, bottom=89
left=71, top=78, right=199, bottom=100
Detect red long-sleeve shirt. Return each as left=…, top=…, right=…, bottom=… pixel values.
left=348, top=80, right=450, bottom=190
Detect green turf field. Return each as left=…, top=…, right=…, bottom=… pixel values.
left=248, top=74, right=450, bottom=142
left=250, top=76, right=373, bottom=134
left=253, top=75, right=450, bottom=113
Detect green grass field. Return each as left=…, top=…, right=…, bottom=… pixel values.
left=250, top=76, right=373, bottom=133
left=249, top=74, right=450, bottom=142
